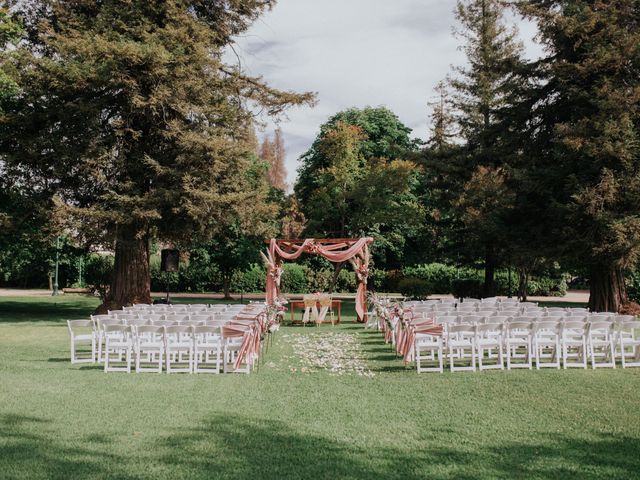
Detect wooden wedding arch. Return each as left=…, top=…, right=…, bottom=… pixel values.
left=262, top=238, right=373, bottom=322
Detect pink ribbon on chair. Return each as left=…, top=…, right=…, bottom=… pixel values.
left=401, top=320, right=444, bottom=364
left=223, top=324, right=256, bottom=370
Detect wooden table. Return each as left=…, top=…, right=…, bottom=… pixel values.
left=289, top=299, right=342, bottom=324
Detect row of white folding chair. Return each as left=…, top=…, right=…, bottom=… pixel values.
left=415, top=320, right=640, bottom=373
left=102, top=324, right=222, bottom=373
left=101, top=324, right=257, bottom=374
left=100, top=311, right=247, bottom=324
left=89, top=315, right=235, bottom=362
left=119, top=305, right=241, bottom=315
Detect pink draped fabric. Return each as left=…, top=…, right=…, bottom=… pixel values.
left=265, top=238, right=373, bottom=322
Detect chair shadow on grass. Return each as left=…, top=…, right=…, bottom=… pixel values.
left=2, top=412, right=640, bottom=479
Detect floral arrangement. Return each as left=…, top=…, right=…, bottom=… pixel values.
left=265, top=296, right=288, bottom=332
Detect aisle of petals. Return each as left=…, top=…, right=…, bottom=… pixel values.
left=280, top=331, right=375, bottom=377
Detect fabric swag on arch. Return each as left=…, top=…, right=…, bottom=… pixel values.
left=262, top=238, right=373, bottom=322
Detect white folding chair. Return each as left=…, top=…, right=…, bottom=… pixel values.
left=476, top=323, right=504, bottom=370
left=447, top=324, right=476, bottom=372
left=115, top=313, right=139, bottom=323
left=533, top=320, right=561, bottom=369
left=103, top=325, right=133, bottom=373
left=617, top=320, right=640, bottom=368
left=169, top=305, right=189, bottom=313
left=562, top=321, right=587, bottom=369
left=506, top=321, right=533, bottom=369
left=222, top=326, right=253, bottom=374
left=67, top=320, right=96, bottom=364
left=164, top=325, right=194, bottom=373
left=164, top=314, right=189, bottom=324
left=94, top=317, right=122, bottom=363
left=459, top=315, right=484, bottom=325
left=456, top=305, right=478, bottom=313
left=588, top=321, right=616, bottom=369
left=126, top=318, right=149, bottom=328
left=134, top=325, right=164, bottom=373
left=193, top=326, right=223, bottom=374
left=187, top=304, right=209, bottom=312
left=567, top=307, right=589, bottom=315
left=140, top=314, right=165, bottom=323
left=415, top=331, right=444, bottom=373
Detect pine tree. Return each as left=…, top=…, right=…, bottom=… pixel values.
left=446, top=0, right=524, bottom=296
left=515, top=0, right=640, bottom=311
left=0, top=1, right=313, bottom=310
left=427, top=81, right=456, bottom=151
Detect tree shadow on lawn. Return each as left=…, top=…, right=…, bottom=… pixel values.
left=0, top=299, right=96, bottom=324
left=0, top=413, right=132, bottom=479
left=2, top=413, right=639, bottom=479
left=155, top=414, right=640, bottom=480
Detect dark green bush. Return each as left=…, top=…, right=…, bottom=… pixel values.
left=230, top=263, right=264, bottom=293
left=335, top=269, right=356, bottom=293
left=627, top=271, right=640, bottom=304
left=280, top=263, right=308, bottom=294
left=398, top=276, right=431, bottom=300
left=84, top=254, right=113, bottom=301
left=451, top=279, right=483, bottom=299
left=402, top=263, right=458, bottom=293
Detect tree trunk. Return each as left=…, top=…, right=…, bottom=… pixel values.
left=97, top=224, right=151, bottom=313
left=483, top=243, right=497, bottom=298
left=223, top=274, right=233, bottom=300
left=517, top=268, right=529, bottom=302
left=588, top=264, right=627, bottom=313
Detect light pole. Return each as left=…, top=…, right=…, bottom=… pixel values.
left=52, top=236, right=60, bottom=296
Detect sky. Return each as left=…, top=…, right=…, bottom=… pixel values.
left=226, top=0, right=544, bottom=189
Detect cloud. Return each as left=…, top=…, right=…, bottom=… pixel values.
left=227, top=0, right=542, bottom=187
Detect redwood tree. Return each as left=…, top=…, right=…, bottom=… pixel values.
left=515, top=0, right=640, bottom=312
left=0, top=0, right=313, bottom=309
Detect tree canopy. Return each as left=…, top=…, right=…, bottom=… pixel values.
left=0, top=0, right=313, bottom=309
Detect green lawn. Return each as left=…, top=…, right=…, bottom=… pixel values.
left=1, top=295, right=640, bottom=479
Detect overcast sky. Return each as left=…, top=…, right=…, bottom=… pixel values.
left=227, top=0, right=543, bottom=188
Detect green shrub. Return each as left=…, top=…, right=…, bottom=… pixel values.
left=84, top=254, right=113, bottom=301
left=306, top=268, right=331, bottom=292
left=230, top=263, right=264, bottom=293
left=335, top=269, right=356, bottom=293
left=402, top=263, right=458, bottom=293
left=398, top=276, right=431, bottom=300
left=367, top=267, right=386, bottom=291
left=382, top=269, right=404, bottom=292
left=280, top=263, right=308, bottom=294
left=627, top=271, right=640, bottom=304
left=451, top=279, right=482, bottom=299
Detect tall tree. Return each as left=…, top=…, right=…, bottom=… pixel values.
left=445, top=0, right=524, bottom=296
left=514, top=0, right=640, bottom=311
left=0, top=1, right=313, bottom=310
left=259, top=127, right=288, bottom=191
left=427, top=81, right=456, bottom=151
left=295, top=107, right=423, bottom=269
left=271, top=127, right=288, bottom=190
